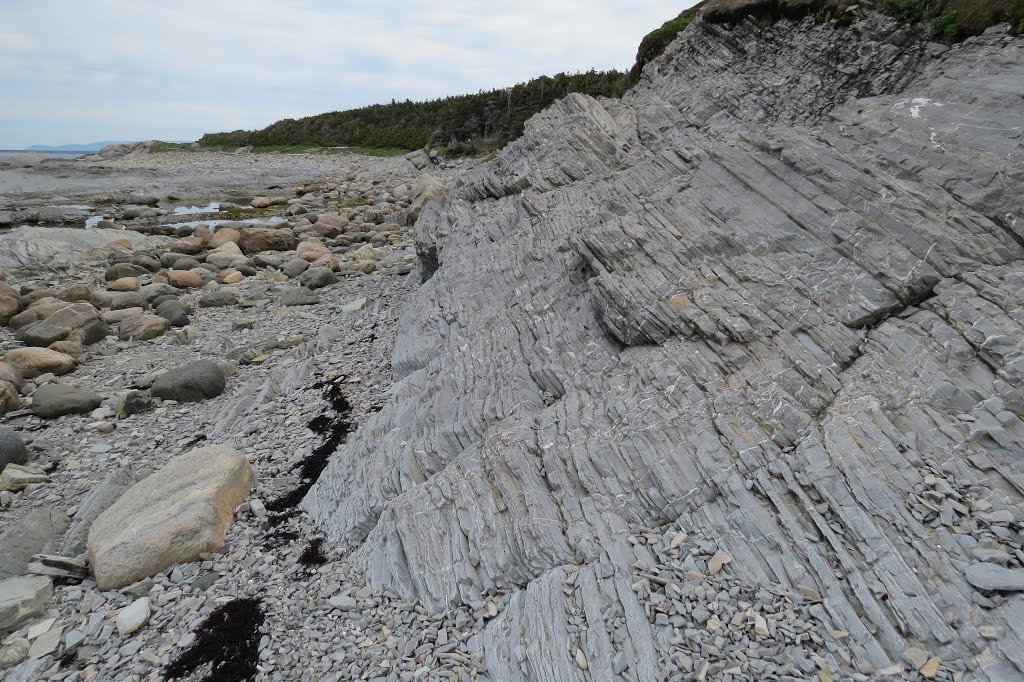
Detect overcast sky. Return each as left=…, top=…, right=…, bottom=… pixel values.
left=0, top=1, right=699, bottom=148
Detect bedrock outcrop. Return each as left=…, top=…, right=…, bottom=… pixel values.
left=305, top=10, right=1024, bottom=680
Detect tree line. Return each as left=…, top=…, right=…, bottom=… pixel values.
left=199, top=70, right=630, bottom=155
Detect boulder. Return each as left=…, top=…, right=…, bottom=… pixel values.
left=57, top=283, right=93, bottom=302
left=23, top=289, right=58, bottom=305
left=89, top=290, right=117, bottom=310
left=169, top=236, right=206, bottom=255
left=86, top=445, right=255, bottom=590
left=49, top=339, right=87, bottom=360
left=139, top=283, right=179, bottom=302
left=238, top=228, right=296, bottom=255
left=312, top=254, right=342, bottom=272
left=108, top=277, right=140, bottom=292
left=31, top=384, right=102, bottom=418
left=408, top=175, right=447, bottom=224
left=102, top=307, right=145, bottom=324
left=132, top=254, right=162, bottom=272
left=198, top=289, right=238, bottom=308
left=0, top=576, right=52, bottom=631
left=252, top=252, right=289, bottom=268
left=251, top=196, right=272, bottom=208
left=299, top=266, right=338, bottom=289
left=0, top=427, right=27, bottom=472
left=150, top=360, right=226, bottom=402
left=282, top=258, right=310, bottom=278
left=105, top=263, right=148, bottom=281
left=2, top=348, right=76, bottom=379
left=0, top=377, right=19, bottom=411
left=0, top=296, right=21, bottom=326
left=0, top=382, right=20, bottom=415
left=405, top=149, right=432, bottom=170
left=155, top=300, right=190, bottom=327
left=0, top=362, right=24, bottom=389
left=110, top=292, right=148, bottom=311
left=296, top=241, right=330, bottom=262
left=210, top=228, right=241, bottom=248
left=167, top=270, right=204, bottom=289
left=118, top=314, right=170, bottom=341
left=160, top=252, right=191, bottom=268
left=171, top=256, right=202, bottom=271
left=15, top=303, right=107, bottom=347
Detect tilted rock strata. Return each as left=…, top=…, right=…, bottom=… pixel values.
left=306, top=13, right=1024, bottom=681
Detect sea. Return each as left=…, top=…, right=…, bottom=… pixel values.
left=0, top=150, right=88, bottom=159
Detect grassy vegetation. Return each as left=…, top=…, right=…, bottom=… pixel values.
left=199, top=70, right=629, bottom=155
left=884, top=0, right=1024, bottom=39
left=149, top=141, right=195, bottom=152
left=629, top=5, right=706, bottom=82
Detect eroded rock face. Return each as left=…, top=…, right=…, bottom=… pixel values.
left=87, top=445, right=254, bottom=590
left=305, top=14, right=1024, bottom=681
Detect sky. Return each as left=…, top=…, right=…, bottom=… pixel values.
left=0, top=1, right=699, bottom=149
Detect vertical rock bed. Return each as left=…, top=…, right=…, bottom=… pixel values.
left=304, top=11, right=1024, bottom=682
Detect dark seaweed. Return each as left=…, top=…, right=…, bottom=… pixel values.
left=298, top=537, right=328, bottom=567
left=165, top=599, right=264, bottom=682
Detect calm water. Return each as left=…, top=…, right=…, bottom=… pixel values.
left=0, top=150, right=88, bottom=159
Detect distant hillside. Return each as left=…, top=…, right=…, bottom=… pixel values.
left=199, top=70, right=629, bottom=155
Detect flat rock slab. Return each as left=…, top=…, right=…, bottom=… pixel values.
left=87, top=444, right=255, bottom=590
left=0, top=507, right=69, bottom=580
left=965, top=563, right=1024, bottom=592
left=31, top=384, right=102, bottom=419
left=150, top=360, right=226, bottom=403
left=0, top=575, right=53, bottom=631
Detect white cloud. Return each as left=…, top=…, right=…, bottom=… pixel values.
left=0, top=0, right=698, bottom=147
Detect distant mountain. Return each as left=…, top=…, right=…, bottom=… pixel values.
left=25, top=141, right=131, bottom=152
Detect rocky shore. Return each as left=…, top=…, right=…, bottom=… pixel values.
left=0, top=147, right=491, bottom=681
left=2, top=5, right=1024, bottom=682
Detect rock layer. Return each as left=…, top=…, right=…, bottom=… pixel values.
left=306, top=13, right=1024, bottom=681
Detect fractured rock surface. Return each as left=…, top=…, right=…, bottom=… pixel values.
left=306, top=13, right=1024, bottom=681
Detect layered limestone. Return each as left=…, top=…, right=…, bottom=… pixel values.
left=305, top=11, right=1024, bottom=680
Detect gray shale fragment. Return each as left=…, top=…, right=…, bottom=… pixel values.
left=304, top=11, right=1024, bottom=682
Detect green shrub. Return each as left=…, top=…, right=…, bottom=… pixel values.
left=886, top=0, right=926, bottom=21
left=932, top=9, right=960, bottom=39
